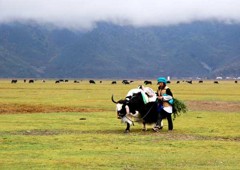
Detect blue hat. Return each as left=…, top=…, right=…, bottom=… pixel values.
left=157, top=77, right=167, bottom=84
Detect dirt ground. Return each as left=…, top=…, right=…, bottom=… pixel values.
left=0, top=103, right=105, bottom=114
left=187, top=101, right=240, bottom=112
left=0, top=101, right=239, bottom=114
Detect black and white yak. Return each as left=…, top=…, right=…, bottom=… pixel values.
left=112, top=88, right=162, bottom=133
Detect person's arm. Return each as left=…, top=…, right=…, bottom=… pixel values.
left=162, top=88, right=173, bottom=101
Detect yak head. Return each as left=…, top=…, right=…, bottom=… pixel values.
left=111, top=95, right=129, bottom=118
left=111, top=93, right=143, bottom=119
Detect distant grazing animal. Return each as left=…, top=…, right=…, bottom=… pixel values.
left=112, top=81, right=117, bottom=84
left=65, top=80, right=69, bottom=82
left=122, top=80, right=130, bottom=84
left=176, top=81, right=180, bottom=84
left=199, top=80, right=203, bottom=83
left=112, top=89, right=160, bottom=133
left=214, top=81, right=219, bottom=84
left=55, top=80, right=60, bottom=83
left=186, top=80, right=192, bottom=84
left=29, top=80, right=34, bottom=83
left=24, top=79, right=27, bottom=83
left=144, top=80, right=152, bottom=85
left=235, top=80, right=237, bottom=83
left=11, top=80, right=17, bottom=83
left=74, top=80, right=79, bottom=83
left=167, top=80, right=171, bottom=84
left=89, top=80, right=96, bottom=84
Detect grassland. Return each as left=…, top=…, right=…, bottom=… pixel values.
left=0, top=79, right=239, bottom=170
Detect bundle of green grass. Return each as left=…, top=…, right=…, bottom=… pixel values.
left=172, top=98, right=188, bottom=120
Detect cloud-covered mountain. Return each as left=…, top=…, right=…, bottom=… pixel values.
left=1, top=0, right=240, bottom=31
left=0, top=22, right=240, bottom=79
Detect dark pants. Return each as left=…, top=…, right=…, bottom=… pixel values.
left=157, top=109, right=173, bottom=130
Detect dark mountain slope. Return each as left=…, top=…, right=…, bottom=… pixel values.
left=0, top=22, right=240, bottom=78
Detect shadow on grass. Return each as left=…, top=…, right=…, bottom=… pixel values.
left=1, top=129, right=239, bottom=141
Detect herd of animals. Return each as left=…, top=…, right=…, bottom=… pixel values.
left=10, top=79, right=238, bottom=84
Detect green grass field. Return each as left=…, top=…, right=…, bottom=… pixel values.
left=0, top=79, right=239, bottom=169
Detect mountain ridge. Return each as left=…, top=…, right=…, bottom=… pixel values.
left=0, top=22, right=240, bottom=79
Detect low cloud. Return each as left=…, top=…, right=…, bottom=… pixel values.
left=0, top=0, right=240, bottom=30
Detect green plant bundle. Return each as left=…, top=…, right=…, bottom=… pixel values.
left=172, top=98, right=188, bottom=119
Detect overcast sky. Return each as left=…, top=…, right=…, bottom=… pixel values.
left=0, top=0, right=240, bottom=31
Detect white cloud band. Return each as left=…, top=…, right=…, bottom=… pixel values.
left=0, top=0, right=240, bottom=30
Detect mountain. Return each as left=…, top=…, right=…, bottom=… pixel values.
left=0, top=22, right=240, bottom=79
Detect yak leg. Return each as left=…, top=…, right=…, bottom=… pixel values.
left=154, top=120, right=163, bottom=129
left=142, top=121, right=147, bottom=131
left=125, top=123, right=130, bottom=133
left=160, top=120, right=163, bottom=129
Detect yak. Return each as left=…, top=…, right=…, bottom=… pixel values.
left=112, top=88, right=163, bottom=133
left=89, top=80, right=96, bottom=84
left=144, top=80, right=152, bottom=85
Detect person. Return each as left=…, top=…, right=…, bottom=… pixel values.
left=153, top=77, right=174, bottom=132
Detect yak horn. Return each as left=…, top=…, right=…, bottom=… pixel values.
left=111, top=95, right=118, bottom=103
